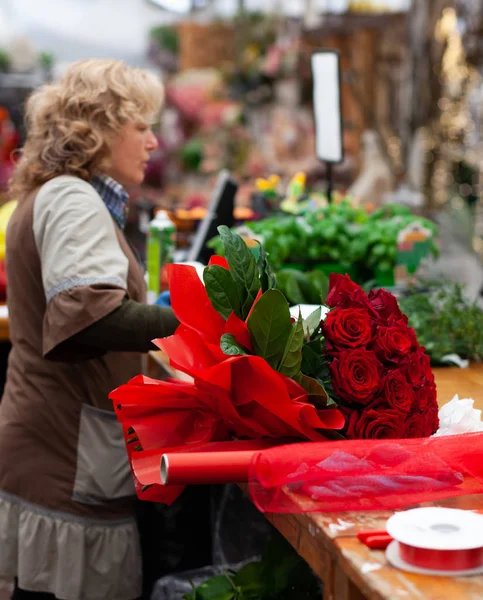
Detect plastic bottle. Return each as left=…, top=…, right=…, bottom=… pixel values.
left=146, top=210, right=176, bottom=304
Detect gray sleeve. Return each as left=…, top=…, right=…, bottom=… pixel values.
left=33, top=176, right=128, bottom=302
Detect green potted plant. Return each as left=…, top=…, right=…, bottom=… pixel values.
left=0, top=49, right=11, bottom=73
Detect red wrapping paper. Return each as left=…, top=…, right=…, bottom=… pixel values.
left=110, top=362, right=342, bottom=503
left=161, top=439, right=290, bottom=485
left=248, top=432, right=483, bottom=513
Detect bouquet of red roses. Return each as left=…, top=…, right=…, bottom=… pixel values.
left=110, top=226, right=440, bottom=505
left=313, top=275, right=439, bottom=440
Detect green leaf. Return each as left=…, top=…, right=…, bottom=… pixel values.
left=303, top=307, right=322, bottom=338
left=285, top=275, right=305, bottom=305
left=282, top=269, right=316, bottom=304
left=196, top=575, right=235, bottom=600
left=203, top=265, right=241, bottom=320
left=320, top=429, right=346, bottom=440
left=307, top=270, right=329, bottom=303
left=234, top=562, right=265, bottom=591
left=299, top=375, right=328, bottom=406
left=220, top=334, right=248, bottom=356
left=256, top=243, right=277, bottom=293
left=247, top=290, right=292, bottom=369
left=301, top=341, right=324, bottom=377
left=218, top=226, right=260, bottom=318
left=278, top=314, right=304, bottom=378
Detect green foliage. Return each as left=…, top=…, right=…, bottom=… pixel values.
left=39, top=51, right=54, bottom=69
left=220, top=334, right=248, bottom=356
left=204, top=227, right=307, bottom=383
left=180, top=140, right=204, bottom=172
left=204, top=265, right=242, bottom=320
left=207, top=201, right=438, bottom=283
left=398, top=281, right=483, bottom=364
left=0, top=49, right=11, bottom=72
left=183, top=536, right=321, bottom=600
left=203, top=225, right=334, bottom=390
left=257, top=243, right=277, bottom=293
left=363, top=210, right=439, bottom=273
left=247, top=290, right=292, bottom=369
left=219, top=226, right=260, bottom=320
left=276, top=269, right=328, bottom=306
left=277, top=313, right=304, bottom=379
left=150, top=25, right=179, bottom=54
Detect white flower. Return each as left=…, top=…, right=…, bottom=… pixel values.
left=433, top=395, right=483, bottom=436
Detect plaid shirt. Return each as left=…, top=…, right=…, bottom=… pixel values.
left=91, top=174, right=129, bottom=230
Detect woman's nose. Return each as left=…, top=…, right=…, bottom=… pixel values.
left=146, top=130, right=158, bottom=151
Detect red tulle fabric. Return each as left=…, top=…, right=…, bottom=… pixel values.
left=248, top=432, right=483, bottom=512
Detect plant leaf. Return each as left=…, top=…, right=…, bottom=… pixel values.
left=307, top=270, right=329, bottom=303
left=220, top=333, right=248, bottom=356
left=303, top=307, right=322, bottom=338
left=320, top=429, right=346, bottom=441
left=203, top=265, right=241, bottom=320
left=234, top=562, right=265, bottom=591
left=301, top=340, right=324, bottom=377
left=257, top=243, right=277, bottom=293
left=247, top=289, right=292, bottom=369
left=299, top=375, right=329, bottom=406
left=195, top=575, right=235, bottom=600
left=218, top=226, right=260, bottom=318
left=278, top=314, right=304, bottom=378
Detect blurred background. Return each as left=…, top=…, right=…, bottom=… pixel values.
left=2, top=0, right=483, bottom=332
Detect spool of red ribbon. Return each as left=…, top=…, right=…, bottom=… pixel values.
left=386, top=507, right=483, bottom=575
left=398, top=542, right=483, bottom=571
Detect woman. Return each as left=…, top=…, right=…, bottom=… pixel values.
left=0, top=59, right=180, bottom=600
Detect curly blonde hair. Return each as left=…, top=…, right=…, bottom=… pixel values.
left=9, top=59, right=164, bottom=199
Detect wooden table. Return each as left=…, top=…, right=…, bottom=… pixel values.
left=263, top=365, right=483, bottom=600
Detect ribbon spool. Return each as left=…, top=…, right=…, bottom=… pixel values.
left=386, top=507, right=483, bottom=576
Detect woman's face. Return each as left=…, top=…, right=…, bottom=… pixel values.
left=106, top=119, right=158, bottom=185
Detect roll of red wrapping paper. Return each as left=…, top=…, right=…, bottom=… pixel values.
left=386, top=507, right=483, bottom=572
left=161, top=439, right=293, bottom=485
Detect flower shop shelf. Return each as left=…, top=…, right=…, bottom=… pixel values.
left=148, top=352, right=483, bottom=600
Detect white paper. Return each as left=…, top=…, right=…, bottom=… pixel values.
left=433, top=395, right=483, bottom=437
left=290, top=304, right=329, bottom=321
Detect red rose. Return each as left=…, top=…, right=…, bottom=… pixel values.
left=368, top=288, right=408, bottom=325
left=326, top=274, right=377, bottom=316
left=326, top=274, right=360, bottom=307
left=414, top=380, right=437, bottom=411
left=401, top=348, right=433, bottom=388
left=381, top=370, right=415, bottom=413
left=373, top=325, right=416, bottom=363
left=323, top=307, right=374, bottom=349
left=403, top=411, right=426, bottom=438
left=345, top=402, right=405, bottom=440
left=330, top=349, right=383, bottom=405
left=423, top=403, right=440, bottom=437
